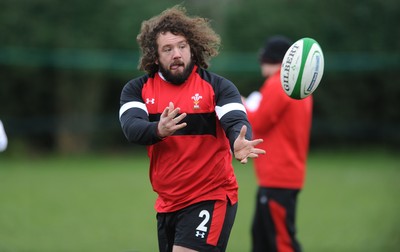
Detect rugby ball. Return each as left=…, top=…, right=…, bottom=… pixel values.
left=280, top=37, right=324, bottom=99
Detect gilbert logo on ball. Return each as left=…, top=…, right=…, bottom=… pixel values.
left=280, top=37, right=324, bottom=99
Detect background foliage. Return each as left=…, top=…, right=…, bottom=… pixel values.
left=0, top=0, right=400, bottom=153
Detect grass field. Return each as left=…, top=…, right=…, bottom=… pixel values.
left=0, top=148, right=399, bottom=252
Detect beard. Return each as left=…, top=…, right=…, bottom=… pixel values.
left=159, top=60, right=195, bottom=85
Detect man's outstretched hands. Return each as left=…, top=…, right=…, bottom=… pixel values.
left=157, top=103, right=264, bottom=163
left=234, top=125, right=265, bottom=164
left=157, top=102, right=187, bottom=138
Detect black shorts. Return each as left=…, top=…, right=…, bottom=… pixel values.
left=157, top=199, right=237, bottom=252
left=251, top=187, right=301, bottom=252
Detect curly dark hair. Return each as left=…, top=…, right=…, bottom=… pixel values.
left=136, top=5, right=221, bottom=75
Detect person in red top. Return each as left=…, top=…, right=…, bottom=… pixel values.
left=119, top=6, right=265, bottom=252
left=243, top=35, right=313, bottom=252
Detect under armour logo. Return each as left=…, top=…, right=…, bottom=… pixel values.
left=260, top=195, right=268, bottom=205
left=145, top=98, right=155, bottom=104
left=195, top=231, right=206, bottom=239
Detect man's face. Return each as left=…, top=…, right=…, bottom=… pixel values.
left=156, top=32, right=193, bottom=85
left=260, top=63, right=281, bottom=79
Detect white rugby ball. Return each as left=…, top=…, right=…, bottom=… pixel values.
left=280, top=37, right=324, bottom=99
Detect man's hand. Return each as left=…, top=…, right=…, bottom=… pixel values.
left=233, top=125, right=265, bottom=164
left=157, top=102, right=187, bottom=138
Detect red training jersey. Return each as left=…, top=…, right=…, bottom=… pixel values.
left=120, top=66, right=252, bottom=212
left=245, top=70, right=313, bottom=189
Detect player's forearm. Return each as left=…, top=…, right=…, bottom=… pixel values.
left=120, top=116, right=162, bottom=145
left=220, top=112, right=252, bottom=151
